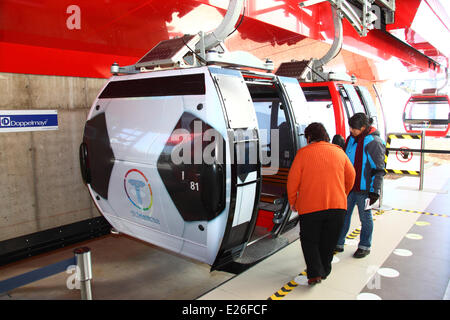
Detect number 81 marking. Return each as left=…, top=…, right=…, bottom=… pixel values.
left=190, top=181, right=199, bottom=191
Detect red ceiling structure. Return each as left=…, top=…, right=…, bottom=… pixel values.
left=0, top=0, right=448, bottom=79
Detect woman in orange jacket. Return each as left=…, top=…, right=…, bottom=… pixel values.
left=287, top=123, right=355, bottom=285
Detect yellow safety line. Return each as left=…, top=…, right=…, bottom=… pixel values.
left=267, top=280, right=298, bottom=300
left=392, top=208, right=448, bottom=218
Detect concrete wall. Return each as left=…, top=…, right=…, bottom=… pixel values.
left=0, top=73, right=107, bottom=242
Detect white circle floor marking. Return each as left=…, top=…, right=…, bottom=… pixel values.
left=345, top=239, right=358, bottom=246
left=393, top=248, right=413, bottom=257
left=406, top=233, right=423, bottom=240
left=332, top=255, right=340, bottom=264
left=357, top=292, right=382, bottom=300
left=377, top=267, right=400, bottom=278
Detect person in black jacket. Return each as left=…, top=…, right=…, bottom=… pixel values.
left=335, top=113, right=386, bottom=258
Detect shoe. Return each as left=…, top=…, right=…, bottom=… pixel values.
left=353, top=248, right=370, bottom=258
left=334, top=246, right=344, bottom=253
left=308, top=277, right=322, bottom=286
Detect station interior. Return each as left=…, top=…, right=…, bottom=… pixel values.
left=0, top=0, right=449, bottom=303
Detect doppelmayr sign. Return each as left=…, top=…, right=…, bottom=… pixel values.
left=0, top=110, right=58, bottom=132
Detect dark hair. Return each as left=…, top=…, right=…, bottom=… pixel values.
left=332, top=134, right=345, bottom=149
left=304, top=122, right=330, bottom=143
left=348, top=112, right=373, bottom=129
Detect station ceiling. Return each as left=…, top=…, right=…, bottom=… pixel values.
left=0, top=0, right=448, bottom=78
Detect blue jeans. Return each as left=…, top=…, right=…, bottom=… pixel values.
left=336, top=191, right=373, bottom=250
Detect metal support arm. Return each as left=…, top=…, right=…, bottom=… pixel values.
left=315, top=6, right=343, bottom=68
left=110, top=0, right=273, bottom=73
left=201, top=0, right=245, bottom=51
left=299, top=0, right=395, bottom=37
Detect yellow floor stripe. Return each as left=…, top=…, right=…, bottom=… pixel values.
left=268, top=280, right=298, bottom=300
left=392, top=208, right=448, bottom=218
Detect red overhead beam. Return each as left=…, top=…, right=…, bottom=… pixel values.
left=0, top=0, right=446, bottom=78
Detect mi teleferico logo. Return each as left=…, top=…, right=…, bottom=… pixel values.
left=0, top=117, right=11, bottom=127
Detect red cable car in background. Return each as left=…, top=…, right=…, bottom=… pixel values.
left=300, top=81, right=386, bottom=140
left=403, top=89, right=450, bottom=137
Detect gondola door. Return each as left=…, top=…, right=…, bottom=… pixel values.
left=274, top=76, right=310, bottom=229
left=209, top=67, right=263, bottom=269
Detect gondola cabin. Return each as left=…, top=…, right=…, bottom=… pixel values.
left=275, top=61, right=386, bottom=141
left=79, top=36, right=310, bottom=269
left=403, top=91, right=450, bottom=137
left=300, top=81, right=386, bottom=140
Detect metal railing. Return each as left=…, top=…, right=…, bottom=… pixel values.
left=0, top=247, right=93, bottom=300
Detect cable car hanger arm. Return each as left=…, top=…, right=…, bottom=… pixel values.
left=276, top=0, right=395, bottom=82
left=200, top=0, right=245, bottom=52
left=111, top=0, right=273, bottom=75
left=299, top=0, right=395, bottom=37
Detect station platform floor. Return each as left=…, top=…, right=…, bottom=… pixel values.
left=0, top=162, right=449, bottom=301
left=199, top=162, right=450, bottom=300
